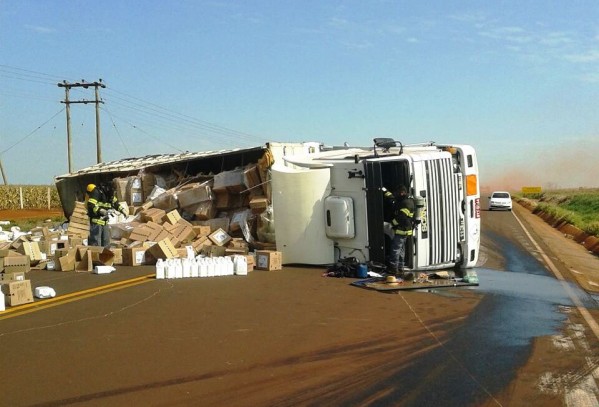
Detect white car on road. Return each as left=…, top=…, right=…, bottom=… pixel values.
left=489, top=191, right=512, bottom=211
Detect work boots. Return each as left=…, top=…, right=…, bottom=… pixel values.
left=396, top=267, right=415, bottom=281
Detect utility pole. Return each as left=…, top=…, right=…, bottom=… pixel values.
left=0, top=157, right=7, bottom=185
left=57, top=79, right=106, bottom=173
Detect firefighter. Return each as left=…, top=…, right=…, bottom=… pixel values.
left=385, top=185, right=415, bottom=279
left=86, top=183, right=126, bottom=248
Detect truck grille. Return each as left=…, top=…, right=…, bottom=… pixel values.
left=426, top=157, right=459, bottom=265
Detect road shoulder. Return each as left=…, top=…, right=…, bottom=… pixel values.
left=514, top=202, right=599, bottom=294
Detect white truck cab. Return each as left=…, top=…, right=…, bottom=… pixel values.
left=270, top=139, right=481, bottom=274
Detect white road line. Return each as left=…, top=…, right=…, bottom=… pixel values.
left=512, top=211, right=599, bottom=342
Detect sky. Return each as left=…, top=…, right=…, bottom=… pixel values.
left=1, top=0, right=598, bottom=190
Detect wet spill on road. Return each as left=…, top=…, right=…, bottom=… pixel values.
left=358, top=232, right=598, bottom=406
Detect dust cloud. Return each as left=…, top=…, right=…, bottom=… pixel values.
left=481, top=138, right=599, bottom=193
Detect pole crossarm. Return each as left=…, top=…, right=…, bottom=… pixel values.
left=57, top=79, right=106, bottom=172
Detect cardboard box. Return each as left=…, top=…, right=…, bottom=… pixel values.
left=196, top=218, right=230, bottom=233
left=255, top=250, right=283, bottom=271
left=192, top=201, right=217, bottom=221
left=243, top=165, right=262, bottom=192
left=213, top=168, right=245, bottom=193
left=123, top=247, right=148, bottom=266
left=209, top=228, right=231, bottom=246
left=171, top=224, right=196, bottom=244
left=201, top=245, right=226, bottom=257
left=191, top=225, right=211, bottom=237
left=55, top=248, right=77, bottom=272
left=38, top=240, right=57, bottom=256
left=56, top=240, right=70, bottom=251
left=190, top=236, right=211, bottom=254
left=2, top=280, right=34, bottom=306
left=127, top=176, right=144, bottom=206
left=214, top=189, right=246, bottom=210
left=177, top=183, right=213, bottom=208
left=152, top=229, right=171, bottom=243
left=228, top=238, right=249, bottom=250
left=128, top=225, right=152, bottom=242
left=67, top=202, right=90, bottom=238
left=140, top=208, right=166, bottom=224
left=75, top=251, right=93, bottom=272
left=0, top=244, right=10, bottom=257
left=69, top=236, right=84, bottom=247
left=3, top=255, right=30, bottom=274
left=152, top=190, right=178, bottom=211
left=113, top=177, right=130, bottom=202
left=1, top=271, right=26, bottom=281
left=110, top=248, right=123, bottom=265
left=91, top=248, right=115, bottom=266
left=163, top=210, right=182, bottom=225
left=141, top=172, right=156, bottom=201
left=18, top=241, right=43, bottom=262
left=249, top=196, right=269, bottom=213
left=225, top=247, right=249, bottom=256
left=144, top=221, right=165, bottom=241
left=148, top=238, right=178, bottom=260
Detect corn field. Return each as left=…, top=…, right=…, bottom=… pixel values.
left=0, top=185, right=62, bottom=210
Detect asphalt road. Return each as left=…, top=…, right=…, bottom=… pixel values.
left=1, top=200, right=598, bottom=406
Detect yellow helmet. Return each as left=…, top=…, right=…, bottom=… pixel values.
left=86, top=184, right=96, bottom=192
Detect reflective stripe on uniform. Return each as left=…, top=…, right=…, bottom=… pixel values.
left=400, top=208, right=414, bottom=217
left=91, top=217, right=107, bottom=225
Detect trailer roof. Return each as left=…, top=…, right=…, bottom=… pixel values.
left=54, top=146, right=265, bottom=180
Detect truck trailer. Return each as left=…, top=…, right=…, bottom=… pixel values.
left=271, top=139, right=481, bottom=274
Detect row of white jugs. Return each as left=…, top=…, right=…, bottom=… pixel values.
left=155, top=256, right=248, bottom=279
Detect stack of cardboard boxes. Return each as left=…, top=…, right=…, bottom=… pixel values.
left=1, top=161, right=286, bottom=309
left=1, top=241, right=34, bottom=307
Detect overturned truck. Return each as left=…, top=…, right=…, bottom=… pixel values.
left=55, top=140, right=480, bottom=273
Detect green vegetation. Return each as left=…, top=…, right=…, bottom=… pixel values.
left=3, top=216, right=67, bottom=233
left=515, top=188, right=599, bottom=237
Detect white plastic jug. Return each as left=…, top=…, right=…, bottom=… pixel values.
left=190, top=259, right=199, bottom=278
left=175, top=259, right=183, bottom=279
left=199, top=259, right=208, bottom=277
left=208, top=258, right=216, bottom=277
left=165, top=259, right=176, bottom=279
left=155, top=259, right=166, bottom=279
left=234, top=256, right=248, bottom=276
left=225, top=256, right=234, bottom=275
left=182, top=258, right=191, bottom=278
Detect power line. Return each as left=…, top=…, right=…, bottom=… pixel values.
left=1, top=65, right=264, bottom=146
left=1, top=64, right=268, bottom=158
left=0, top=108, right=65, bottom=155
left=101, top=107, right=185, bottom=153
left=104, top=98, right=256, bottom=143
left=0, top=64, right=64, bottom=82
left=103, top=88, right=264, bottom=143
left=102, top=107, right=131, bottom=157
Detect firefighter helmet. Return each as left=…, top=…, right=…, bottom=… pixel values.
left=86, top=184, right=96, bottom=193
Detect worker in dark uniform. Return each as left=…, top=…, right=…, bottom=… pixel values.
left=86, top=183, right=126, bottom=248
left=385, top=185, right=415, bottom=279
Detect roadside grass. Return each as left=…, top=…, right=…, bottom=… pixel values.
left=4, top=216, right=67, bottom=232
left=515, top=188, right=599, bottom=237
